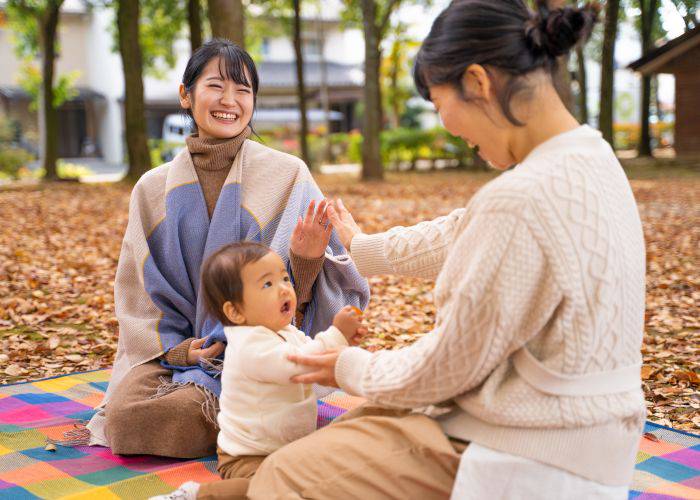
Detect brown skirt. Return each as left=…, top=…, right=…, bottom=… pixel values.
left=104, top=360, right=218, bottom=458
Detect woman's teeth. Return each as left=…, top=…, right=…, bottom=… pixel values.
left=212, top=112, right=238, bottom=120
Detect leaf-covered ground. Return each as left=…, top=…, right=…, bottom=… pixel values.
left=1, top=169, right=698, bottom=433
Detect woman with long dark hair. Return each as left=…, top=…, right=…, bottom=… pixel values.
left=82, top=39, right=369, bottom=458
left=241, top=1, right=645, bottom=498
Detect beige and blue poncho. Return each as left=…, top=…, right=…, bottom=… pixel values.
left=87, top=139, right=369, bottom=445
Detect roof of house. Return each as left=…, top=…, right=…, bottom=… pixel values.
left=628, top=25, right=700, bottom=74
left=0, top=86, right=105, bottom=102
left=257, top=61, right=363, bottom=88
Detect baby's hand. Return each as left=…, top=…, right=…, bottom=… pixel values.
left=333, top=306, right=365, bottom=344
left=290, top=199, right=332, bottom=259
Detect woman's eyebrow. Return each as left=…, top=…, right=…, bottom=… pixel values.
left=205, top=76, right=223, bottom=81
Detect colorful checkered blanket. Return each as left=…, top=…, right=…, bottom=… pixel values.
left=1, top=370, right=697, bottom=499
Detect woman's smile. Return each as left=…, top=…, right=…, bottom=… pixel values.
left=211, top=110, right=239, bottom=123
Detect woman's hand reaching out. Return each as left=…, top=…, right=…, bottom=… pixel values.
left=290, top=199, right=332, bottom=259
left=327, top=198, right=363, bottom=250
left=288, top=348, right=345, bottom=387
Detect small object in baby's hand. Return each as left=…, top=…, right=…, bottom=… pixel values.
left=349, top=306, right=363, bottom=316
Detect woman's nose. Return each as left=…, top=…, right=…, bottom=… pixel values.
left=220, top=88, right=237, bottom=107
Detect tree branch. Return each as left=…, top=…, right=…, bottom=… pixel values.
left=378, top=0, right=401, bottom=39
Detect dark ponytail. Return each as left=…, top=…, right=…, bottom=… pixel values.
left=526, top=2, right=600, bottom=58
left=414, top=0, right=599, bottom=125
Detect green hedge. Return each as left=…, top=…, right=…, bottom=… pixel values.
left=337, top=128, right=473, bottom=169
left=0, top=146, right=34, bottom=179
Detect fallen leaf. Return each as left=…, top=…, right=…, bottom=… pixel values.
left=4, top=364, right=22, bottom=376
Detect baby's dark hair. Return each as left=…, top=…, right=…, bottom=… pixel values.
left=414, top=0, right=599, bottom=125
left=201, top=242, right=270, bottom=326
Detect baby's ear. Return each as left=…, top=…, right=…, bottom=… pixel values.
left=223, top=301, right=246, bottom=325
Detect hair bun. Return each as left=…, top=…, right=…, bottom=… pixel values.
left=525, top=3, right=600, bottom=58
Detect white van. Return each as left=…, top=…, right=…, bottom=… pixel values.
left=162, top=114, right=193, bottom=144
left=161, top=114, right=193, bottom=161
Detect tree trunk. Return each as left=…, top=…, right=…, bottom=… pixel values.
left=117, top=0, right=151, bottom=182
left=360, top=0, right=383, bottom=180
left=638, top=0, right=658, bottom=157
left=188, top=0, right=203, bottom=53
left=639, top=74, right=652, bottom=156
left=599, top=0, right=620, bottom=148
left=38, top=1, right=62, bottom=181
left=207, top=0, right=245, bottom=48
left=292, top=0, right=310, bottom=167
left=575, top=44, right=588, bottom=124
left=388, top=40, right=401, bottom=129
left=315, top=9, right=332, bottom=163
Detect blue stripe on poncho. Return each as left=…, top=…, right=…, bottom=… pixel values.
left=143, top=178, right=369, bottom=397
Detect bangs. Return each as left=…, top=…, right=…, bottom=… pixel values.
left=218, top=45, right=255, bottom=90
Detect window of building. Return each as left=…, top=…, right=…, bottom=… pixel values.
left=302, top=38, right=322, bottom=59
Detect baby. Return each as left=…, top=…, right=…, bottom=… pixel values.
left=153, top=241, right=363, bottom=500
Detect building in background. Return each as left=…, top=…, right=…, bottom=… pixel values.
left=0, top=0, right=364, bottom=164
left=629, top=25, right=700, bottom=156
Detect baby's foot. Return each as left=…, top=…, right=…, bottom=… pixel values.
left=149, top=481, right=200, bottom=500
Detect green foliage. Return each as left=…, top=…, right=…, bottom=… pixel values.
left=104, top=0, right=188, bottom=78
left=149, top=139, right=187, bottom=167
left=0, top=146, right=34, bottom=179
left=0, top=116, right=16, bottom=144
left=382, top=22, right=420, bottom=126
left=16, top=60, right=80, bottom=110
left=614, top=122, right=674, bottom=150
left=5, top=1, right=42, bottom=57
left=251, top=127, right=475, bottom=170
left=670, top=0, right=697, bottom=30
left=140, top=0, right=188, bottom=78
left=341, top=0, right=431, bottom=37
left=0, top=114, right=33, bottom=180
left=380, top=127, right=472, bottom=168
left=31, top=161, right=95, bottom=179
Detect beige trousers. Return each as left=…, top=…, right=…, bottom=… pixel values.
left=224, top=404, right=464, bottom=499
left=104, top=361, right=219, bottom=458
left=197, top=448, right=266, bottom=500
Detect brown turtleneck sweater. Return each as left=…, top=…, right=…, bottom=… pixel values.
left=164, top=129, right=324, bottom=366
left=185, top=127, right=251, bottom=218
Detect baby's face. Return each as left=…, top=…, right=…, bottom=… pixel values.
left=238, top=251, right=297, bottom=331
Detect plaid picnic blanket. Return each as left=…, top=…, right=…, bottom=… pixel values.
left=0, top=370, right=697, bottom=499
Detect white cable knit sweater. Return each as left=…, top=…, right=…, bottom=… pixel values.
left=337, top=126, right=646, bottom=486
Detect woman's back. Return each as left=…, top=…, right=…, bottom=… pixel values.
left=437, top=124, right=646, bottom=485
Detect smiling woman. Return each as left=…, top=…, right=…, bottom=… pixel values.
left=81, top=38, right=369, bottom=461
left=179, top=43, right=257, bottom=140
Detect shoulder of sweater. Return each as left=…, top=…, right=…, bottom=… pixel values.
left=467, top=168, right=541, bottom=217
left=132, top=161, right=170, bottom=193
left=127, top=162, right=173, bottom=211
left=243, top=140, right=311, bottom=177
left=470, top=132, right=617, bottom=217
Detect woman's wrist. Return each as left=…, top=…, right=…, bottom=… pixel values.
left=334, top=346, right=373, bottom=397
left=349, top=233, right=393, bottom=277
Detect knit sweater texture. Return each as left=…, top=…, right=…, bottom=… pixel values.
left=337, top=126, right=646, bottom=486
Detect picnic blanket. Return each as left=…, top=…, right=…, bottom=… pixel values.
left=1, top=370, right=698, bottom=499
